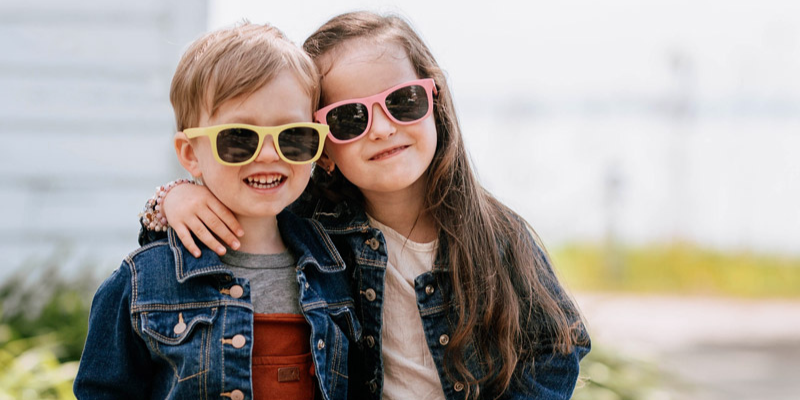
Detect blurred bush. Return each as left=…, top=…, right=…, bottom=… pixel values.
left=8, top=244, right=771, bottom=398
left=0, top=256, right=96, bottom=400
left=573, top=347, right=682, bottom=400
left=553, top=243, right=800, bottom=298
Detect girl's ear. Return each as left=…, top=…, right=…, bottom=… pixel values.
left=174, top=131, right=203, bottom=178
left=316, top=150, right=336, bottom=175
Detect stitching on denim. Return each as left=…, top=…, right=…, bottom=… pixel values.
left=205, top=308, right=214, bottom=398
left=129, top=240, right=168, bottom=257
left=127, top=258, right=139, bottom=306
left=220, top=306, right=227, bottom=391
left=419, top=304, right=447, bottom=317
left=329, top=325, right=342, bottom=395
left=322, top=222, right=370, bottom=234
left=147, top=329, right=180, bottom=377
left=355, top=256, right=385, bottom=268
left=141, top=311, right=217, bottom=345
left=169, top=230, right=185, bottom=280
left=132, top=301, right=251, bottom=313
left=302, top=300, right=355, bottom=312
left=131, top=313, right=144, bottom=341
left=177, top=368, right=208, bottom=382
left=310, top=219, right=346, bottom=271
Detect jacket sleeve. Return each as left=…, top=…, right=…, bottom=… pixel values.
left=74, top=261, right=153, bottom=399
left=138, top=219, right=167, bottom=246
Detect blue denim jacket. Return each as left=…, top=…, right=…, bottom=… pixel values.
left=293, top=197, right=590, bottom=400
left=75, top=210, right=360, bottom=400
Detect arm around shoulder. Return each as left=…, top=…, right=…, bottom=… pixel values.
left=74, top=260, right=153, bottom=399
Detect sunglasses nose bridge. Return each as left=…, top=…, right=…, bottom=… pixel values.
left=367, top=101, right=397, bottom=139
left=252, top=132, right=281, bottom=163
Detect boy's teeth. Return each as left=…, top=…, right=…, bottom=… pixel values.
left=245, top=174, right=283, bottom=189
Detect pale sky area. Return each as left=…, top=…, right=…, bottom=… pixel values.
left=209, top=0, right=800, bottom=104
left=208, top=0, right=800, bottom=254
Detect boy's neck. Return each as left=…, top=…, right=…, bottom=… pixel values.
left=234, top=215, right=286, bottom=254
left=362, top=181, right=437, bottom=243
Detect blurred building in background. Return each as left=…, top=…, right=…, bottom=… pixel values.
left=0, top=0, right=207, bottom=277
left=1, top=0, right=798, bottom=279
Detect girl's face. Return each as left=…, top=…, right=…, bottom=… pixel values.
left=318, top=40, right=437, bottom=201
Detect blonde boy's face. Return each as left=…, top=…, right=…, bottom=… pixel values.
left=184, top=70, right=313, bottom=219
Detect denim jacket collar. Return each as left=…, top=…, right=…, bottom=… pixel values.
left=168, top=209, right=346, bottom=283
left=305, top=197, right=449, bottom=270
left=308, top=198, right=372, bottom=234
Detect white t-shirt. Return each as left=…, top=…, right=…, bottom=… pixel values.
left=368, top=215, right=446, bottom=400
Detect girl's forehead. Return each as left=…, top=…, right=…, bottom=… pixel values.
left=319, top=40, right=416, bottom=101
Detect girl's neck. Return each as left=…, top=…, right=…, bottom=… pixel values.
left=234, top=215, right=286, bottom=254
left=361, top=180, right=438, bottom=243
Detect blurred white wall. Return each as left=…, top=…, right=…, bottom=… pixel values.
left=0, top=0, right=207, bottom=276
left=1, top=0, right=798, bottom=278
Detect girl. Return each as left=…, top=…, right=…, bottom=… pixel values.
left=141, top=12, right=589, bottom=400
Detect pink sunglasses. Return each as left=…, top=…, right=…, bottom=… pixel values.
left=314, top=78, right=437, bottom=144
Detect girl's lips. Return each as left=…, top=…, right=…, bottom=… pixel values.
left=369, top=145, right=410, bottom=161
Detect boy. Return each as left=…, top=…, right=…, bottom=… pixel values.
left=74, top=22, right=357, bottom=400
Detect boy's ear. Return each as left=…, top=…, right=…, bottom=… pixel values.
left=174, top=131, right=203, bottom=177
left=316, top=150, right=336, bottom=174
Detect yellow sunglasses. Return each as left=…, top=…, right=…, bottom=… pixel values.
left=184, top=122, right=329, bottom=166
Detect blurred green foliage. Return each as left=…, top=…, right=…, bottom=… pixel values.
left=0, top=257, right=96, bottom=400
left=8, top=242, right=792, bottom=398
left=573, top=347, right=683, bottom=400
left=553, top=243, right=800, bottom=298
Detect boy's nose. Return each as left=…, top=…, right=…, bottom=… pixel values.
left=367, top=104, right=396, bottom=140
left=255, top=137, right=281, bottom=163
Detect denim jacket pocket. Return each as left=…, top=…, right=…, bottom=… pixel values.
left=140, top=307, right=218, bottom=380
left=329, top=305, right=362, bottom=343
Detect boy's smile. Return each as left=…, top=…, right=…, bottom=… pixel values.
left=183, top=69, right=314, bottom=222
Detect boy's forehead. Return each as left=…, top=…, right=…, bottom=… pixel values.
left=201, top=70, right=313, bottom=126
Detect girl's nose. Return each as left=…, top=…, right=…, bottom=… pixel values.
left=367, top=103, right=396, bottom=140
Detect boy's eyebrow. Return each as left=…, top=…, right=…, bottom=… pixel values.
left=220, top=114, right=260, bottom=125
left=218, top=112, right=311, bottom=127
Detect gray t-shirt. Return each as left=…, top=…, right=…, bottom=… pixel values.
left=220, top=249, right=301, bottom=315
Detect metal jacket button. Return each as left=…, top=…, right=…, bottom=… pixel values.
left=367, top=237, right=380, bottom=250
left=230, top=389, right=244, bottom=400
left=317, top=339, right=325, bottom=350
left=173, top=313, right=186, bottom=334
left=454, top=382, right=465, bottom=392
left=229, top=285, right=244, bottom=299
left=232, top=334, right=246, bottom=349
left=439, top=334, right=450, bottom=346
left=425, top=285, right=435, bottom=295
left=364, top=288, right=377, bottom=302
left=364, top=335, right=375, bottom=348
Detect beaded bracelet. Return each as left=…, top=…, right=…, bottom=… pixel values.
left=139, top=179, right=194, bottom=232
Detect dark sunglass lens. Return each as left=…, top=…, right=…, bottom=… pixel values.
left=385, top=85, right=429, bottom=122
left=216, top=128, right=259, bottom=163
left=327, top=103, right=369, bottom=140
left=278, top=127, right=320, bottom=162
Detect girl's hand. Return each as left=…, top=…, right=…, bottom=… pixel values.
left=162, top=183, right=243, bottom=257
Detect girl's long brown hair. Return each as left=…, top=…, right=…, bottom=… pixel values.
left=304, top=12, right=586, bottom=398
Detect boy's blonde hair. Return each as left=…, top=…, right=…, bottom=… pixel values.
left=170, top=22, right=319, bottom=131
